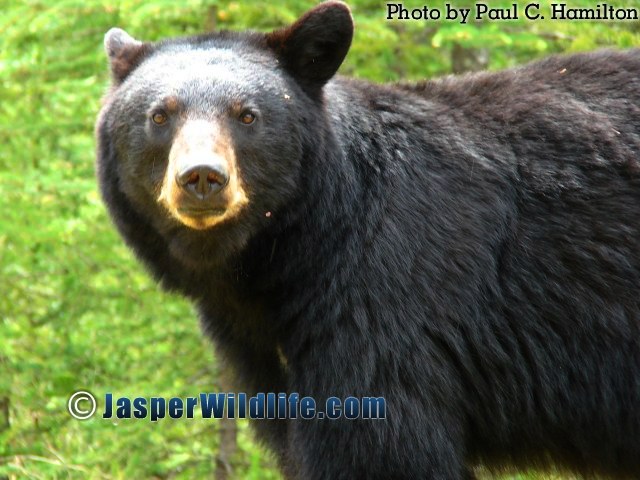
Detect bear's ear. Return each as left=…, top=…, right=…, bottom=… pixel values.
left=104, top=28, right=150, bottom=83
left=266, top=1, right=353, bottom=91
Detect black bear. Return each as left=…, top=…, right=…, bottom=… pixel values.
left=96, top=2, right=640, bottom=479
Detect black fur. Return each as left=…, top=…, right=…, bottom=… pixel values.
left=96, top=3, right=640, bottom=479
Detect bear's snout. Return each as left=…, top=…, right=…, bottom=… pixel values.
left=157, top=120, right=248, bottom=230
left=175, top=162, right=229, bottom=201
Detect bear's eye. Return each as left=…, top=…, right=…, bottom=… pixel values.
left=151, top=111, right=168, bottom=126
left=239, top=111, right=256, bottom=125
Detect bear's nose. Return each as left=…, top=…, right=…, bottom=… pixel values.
left=176, top=164, right=229, bottom=200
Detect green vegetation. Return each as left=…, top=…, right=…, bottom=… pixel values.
left=1, top=0, right=638, bottom=478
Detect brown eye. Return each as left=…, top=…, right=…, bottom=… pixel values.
left=151, top=111, right=167, bottom=125
left=240, top=111, right=256, bottom=125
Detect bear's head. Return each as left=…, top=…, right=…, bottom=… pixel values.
left=96, top=2, right=353, bottom=269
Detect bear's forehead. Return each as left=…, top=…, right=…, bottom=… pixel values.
left=155, top=46, right=242, bottom=67
left=127, top=47, right=283, bottom=100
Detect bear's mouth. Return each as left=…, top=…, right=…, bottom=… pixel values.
left=172, top=205, right=232, bottom=230
left=159, top=187, right=249, bottom=231
left=178, top=207, right=227, bottom=217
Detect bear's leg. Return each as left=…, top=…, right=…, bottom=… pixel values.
left=208, top=334, right=293, bottom=473
left=288, top=408, right=468, bottom=479
left=287, top=345, right=468, bottom=480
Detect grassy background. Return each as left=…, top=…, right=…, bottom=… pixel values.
left=1, top=0, right=638, bottom=478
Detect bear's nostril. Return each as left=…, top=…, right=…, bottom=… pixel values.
left=207, top=171, right=224, bottom=186
left=186, top=171, right=200, bottom=186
